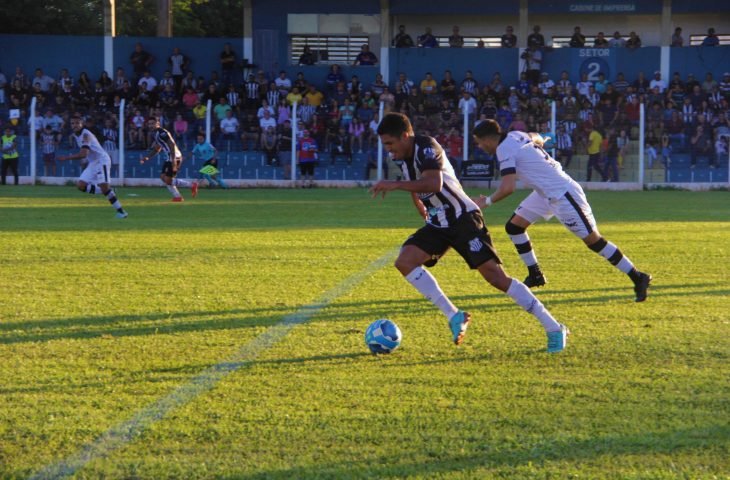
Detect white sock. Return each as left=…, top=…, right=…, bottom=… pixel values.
left=174, top=178, right=191, bottom=188
left=506, top=279, right=561, bottom=332
left=166, top=184, right=181, bottom=198
left=598, top=241, right=635, bottom=274
left=404, top=266, right=459, bottom=320
left=105, top=189, right=124, bottom=211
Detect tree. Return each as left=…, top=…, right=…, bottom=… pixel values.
left=0, top=0, right=243, bottom=37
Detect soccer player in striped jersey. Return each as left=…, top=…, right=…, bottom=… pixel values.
left=370, top=113, right=568, bottom=353
left=58, top=115, right=128, bottom=219
left=141, top=116, right=198, bottom=202
left=472, top=120, right=651, bottom=302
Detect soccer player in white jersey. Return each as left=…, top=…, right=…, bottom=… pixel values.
left=370, top=113, right=569, bottom=353
left=140, top=117, right=198, bottom=202
left=472, top=120, right=651, bottom=302
left=57, top=115, right=128, bottom=219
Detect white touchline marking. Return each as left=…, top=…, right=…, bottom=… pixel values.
left=30, top=249, right=397, bottom=479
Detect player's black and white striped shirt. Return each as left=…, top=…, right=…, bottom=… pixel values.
left=399, top=135, right=478, bottom=228
left=152, top=127, right=182, bottom=159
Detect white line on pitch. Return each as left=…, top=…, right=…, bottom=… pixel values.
left=30, top=249, right=397, bottom=480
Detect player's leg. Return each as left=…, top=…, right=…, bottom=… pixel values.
left=161, top=161, right=183, bottom=201
left=215, top=175, right=229, bottom=189
left=451, top=211, right=567, bottom=352
left=77, top=165, right=103, bottom=194
left=506, top=192, right=551, bottom=288
left=477, top=260, right=568, bottom=352
left=98, top=164, right=128, bottom=218
left=397, top=230, right=466, bottom=344
left=559, top=187, right=652, bottom=301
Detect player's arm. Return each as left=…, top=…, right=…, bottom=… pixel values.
left=369, top=169, right=442, bottom=198
left=474, top=172, right=517, bottom=208
left=58, top=146, right=89, bottom=162
left=140, top=144, right=162, bottom=163
left=410, top=192, right=428, bottom=220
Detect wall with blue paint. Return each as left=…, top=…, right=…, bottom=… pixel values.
left=0, top=34, right=104, bottom=80
left=1, top=35, right=242, bottom=85
left=669, top=47, right=730, bottom=81
left=540, top=46, right=660, bottom=84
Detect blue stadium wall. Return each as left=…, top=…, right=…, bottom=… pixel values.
left=0, top=34, right=241, bottom=83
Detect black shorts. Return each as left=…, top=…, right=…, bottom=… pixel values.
left=299, top=162, right=315, bottom=176
left=404, top=210, right=501, bottom=269
left=162, top=160, right=180, bottom=178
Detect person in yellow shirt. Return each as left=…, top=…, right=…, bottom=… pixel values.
left=420, top=72, right=438, bottom=96
left=586, top=125, right=605, bottom=181
left=1, top=127, right=19, bottom=185
left=286, top=86, right=303, bottom=106
left=192, top=100, right=207, bottom=134
left=304, top=84, right=324, bottom=107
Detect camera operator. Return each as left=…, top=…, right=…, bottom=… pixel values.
left=521, top=45, right=543, bottom=85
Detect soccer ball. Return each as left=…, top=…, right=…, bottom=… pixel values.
left=365, top=319, right=402, bottom=354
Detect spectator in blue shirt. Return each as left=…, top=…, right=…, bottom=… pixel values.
left=702, top=28, right=719, bottom=46
left=417, top=27, right=439, bottom=48
left=353, top=44, right=378, bottom=66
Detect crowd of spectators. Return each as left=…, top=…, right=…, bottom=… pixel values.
left=1, top=33, right=729, bottom=179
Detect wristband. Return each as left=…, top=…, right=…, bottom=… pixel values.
left=484, top=195, right=493, bottom=207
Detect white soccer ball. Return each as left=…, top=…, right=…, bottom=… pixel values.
left=365, top=319, right=402, bottom=354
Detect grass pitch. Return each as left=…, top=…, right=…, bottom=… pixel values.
left=0, top=186, right=728, bottom=479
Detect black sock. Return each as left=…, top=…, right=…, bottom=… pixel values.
left=628, top=268, right=642, bottom=283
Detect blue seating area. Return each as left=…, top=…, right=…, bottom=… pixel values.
left=10, top=136, right=377, bottom=182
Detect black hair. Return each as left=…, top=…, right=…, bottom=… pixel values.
left=472, top=119, right=502, bottom=139
left=377, top=112, right=413, bottom=137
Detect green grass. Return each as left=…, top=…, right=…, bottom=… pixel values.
left=0, top=186, right=728, bottom=479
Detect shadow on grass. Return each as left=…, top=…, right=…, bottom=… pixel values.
left=230, top=424, right=729, bottom=479
left=1, top=281, right=725, bottom=345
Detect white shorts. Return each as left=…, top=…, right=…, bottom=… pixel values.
left=514, top=186, right=597, bottom=239
left=80, top=160, right=112, bottom=185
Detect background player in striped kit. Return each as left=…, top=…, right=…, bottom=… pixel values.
left=471, top=120, right=651, bottom=302
left=57, top=115, right=128, bottom=219
left=141, top=116, right=198, bottom=202
left=370, top=113, right=569, bottom=353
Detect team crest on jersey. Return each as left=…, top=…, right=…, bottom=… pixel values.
left=468, top=237, right=484, bottom=252
left=422, top=147, right=435, bottom=159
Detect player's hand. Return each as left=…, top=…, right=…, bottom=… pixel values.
left=369, top=180, right=396, bottom=198
left=140, top=156, right=148, bottom=164
left=473, top=194, right=490, bottom=208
